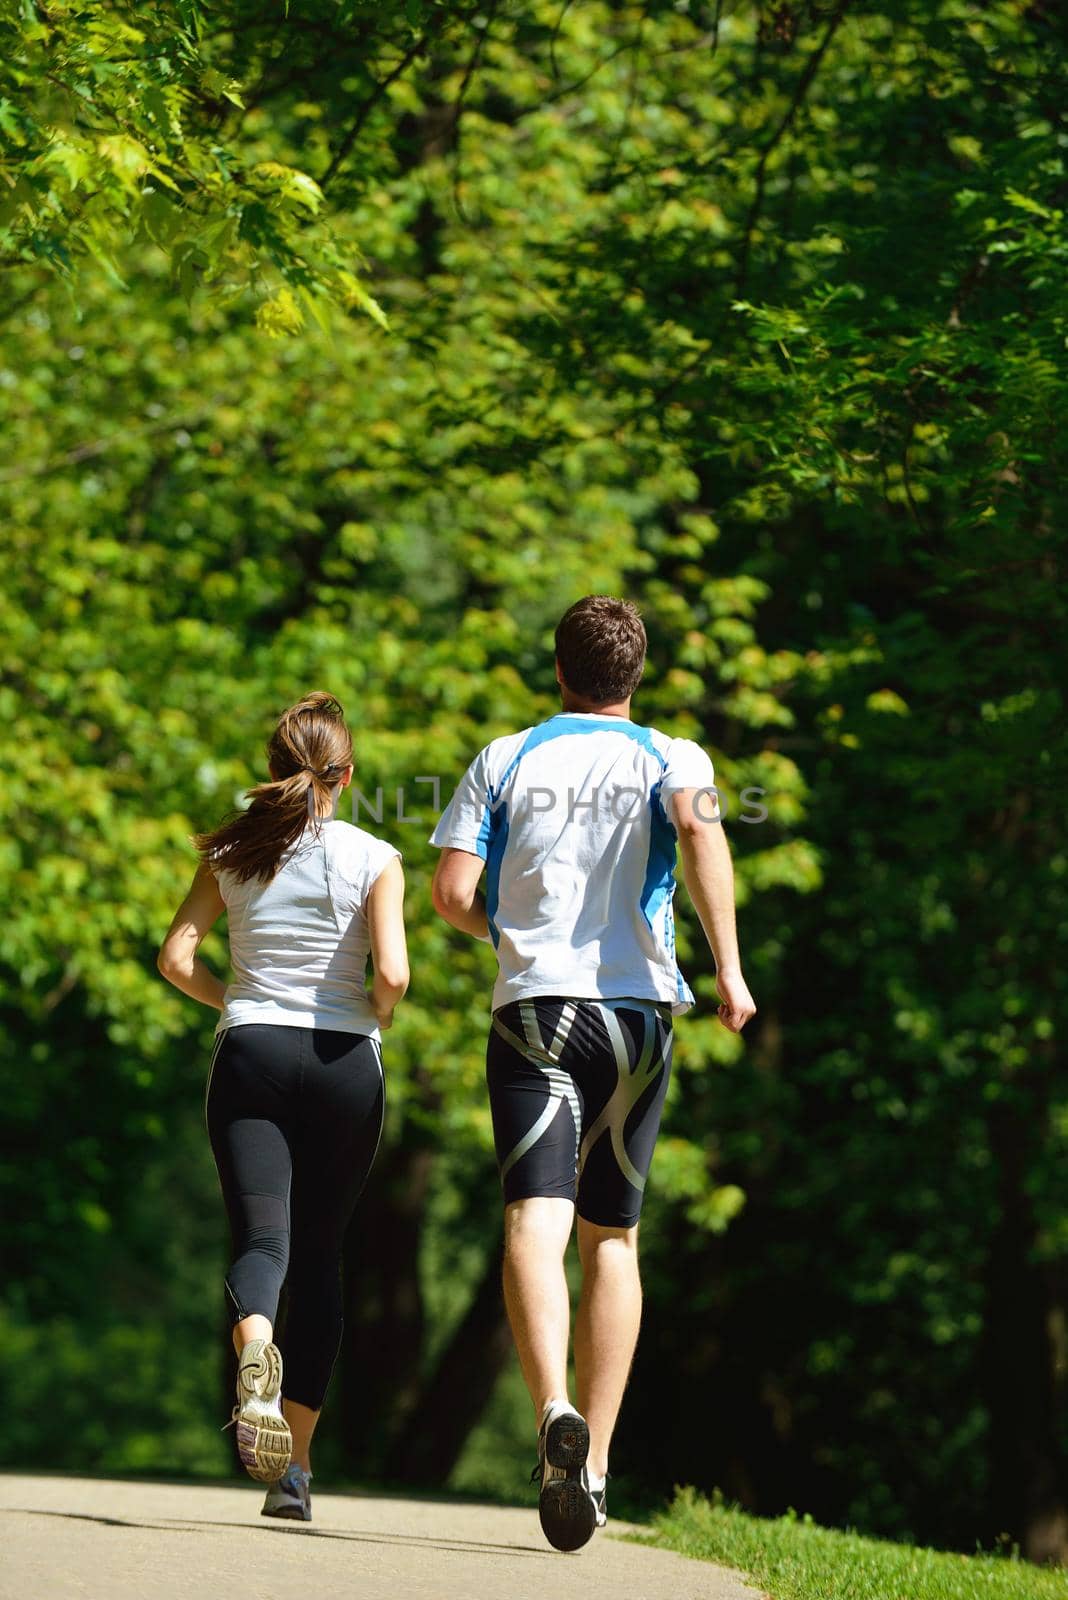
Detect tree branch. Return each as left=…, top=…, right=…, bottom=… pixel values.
left=451, top=5, right=503, bottom=218
left=321, top=28, right=440, bottom=191
left=734, top=0, right=851, bottom=298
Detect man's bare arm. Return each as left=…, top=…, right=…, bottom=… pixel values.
left=431, top=847, right=490, bottom=940
left=673, top=789, right=756, bottom=1034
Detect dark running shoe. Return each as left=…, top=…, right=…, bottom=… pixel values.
left=262, top=1464, right=312, bottom=1521
left=532, top=1401, right=597, bottom=1553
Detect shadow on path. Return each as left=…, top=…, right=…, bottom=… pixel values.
left=2, top=1507, right=549, bottom=1559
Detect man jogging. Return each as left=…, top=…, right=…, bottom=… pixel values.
left=430, top=595, right=755, bottom=1553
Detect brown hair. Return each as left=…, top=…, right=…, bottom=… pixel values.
left=194, top=691, right=353, bottom=884
left=554, top=596, right=647, bottom=705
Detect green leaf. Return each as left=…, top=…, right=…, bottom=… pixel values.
left=38, top=141, right=90, bottom=190
left=339, top=269, right=389, bottom=330
left=199, top=67, right=245, bottom=109
left=252, top=162, right=323, bottom=213
left=1004, top=188, right=1054, bottom=220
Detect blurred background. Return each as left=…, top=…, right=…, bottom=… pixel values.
left=1, top=0, right=1065, bottom=1567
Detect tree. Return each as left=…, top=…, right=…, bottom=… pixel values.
left=0, top=0, right=495, bottom=326
left=2, top=0, right=1064, bottom=1561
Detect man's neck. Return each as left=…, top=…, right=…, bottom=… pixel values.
left=558, top=696, right=632, bottom=719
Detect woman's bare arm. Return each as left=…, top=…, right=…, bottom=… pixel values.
left=157, top=862, right=228, bottom=1010
left=366, top=856, right=410, bottom=1031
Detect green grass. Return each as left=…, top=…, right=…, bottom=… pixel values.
left=640, top=1488, right=1066, bottom=1600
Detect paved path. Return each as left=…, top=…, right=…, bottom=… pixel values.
left=1, top=1474, right=757, bottom=1600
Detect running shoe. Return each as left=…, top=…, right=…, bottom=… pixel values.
left=532, top=1400, right=597, bottom=1552
left=588, top=1472, right=608, bottom=1529
left=262, top=1464, right=312, bottom=1521
left=231, top=1339, right=292, bottom=1483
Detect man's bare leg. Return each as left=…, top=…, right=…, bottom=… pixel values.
left=574, top=1218, right=642, bottom=1480
left=502, top=1196, right=575, bottom=1416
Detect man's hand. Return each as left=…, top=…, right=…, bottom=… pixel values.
left=715, top=967, right=756, bottom=1033
left=375, top=1008, right=395, bottom=1033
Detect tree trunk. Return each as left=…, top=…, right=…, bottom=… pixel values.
left=338, top=1128, right=436, bottom=1477
left=984, top=1095, right=1068, bottom=1564
left=383, top=1232, right=511, bottom=1484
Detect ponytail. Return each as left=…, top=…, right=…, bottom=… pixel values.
left=194, top=692, right=353, bottom=884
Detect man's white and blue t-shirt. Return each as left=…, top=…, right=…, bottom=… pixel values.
left=430, top=713, right=718, bottom=1015
left=214, top=819, right=399, bottom=1038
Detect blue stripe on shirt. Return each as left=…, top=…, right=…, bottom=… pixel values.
left=484, top=805, right=509, bottom=948
left=473, top=800, right=493, bottom=860
left=640, top=777, right=678, bottom=934
left=492, top=714, right=667, bottom=800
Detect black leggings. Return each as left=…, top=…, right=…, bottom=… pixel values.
left=206, top=1024, right=384, bottom=1411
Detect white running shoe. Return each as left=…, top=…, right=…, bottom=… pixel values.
left=533, top=1400, right=597, bottom=1552
left=588, top=1472, right=608, bottom=1528
left=262, top=1464, right=312, bottom=1521
left=231, top=1339, right=292, bottom=1483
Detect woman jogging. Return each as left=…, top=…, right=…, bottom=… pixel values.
left=158, top=691, right=408, bottom=1522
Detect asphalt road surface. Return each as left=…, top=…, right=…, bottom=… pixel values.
left=1, top=1473, right=759, bottom=1600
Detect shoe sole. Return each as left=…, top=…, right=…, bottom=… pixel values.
left=261, top=1503, right=311, bottom=1522
left=539, top=1412, right=597, bottom=1553
left=236, top=1342, right=291, bottom=1483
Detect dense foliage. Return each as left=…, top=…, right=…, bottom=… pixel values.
left=2, top=0, right=1064, bottom=1564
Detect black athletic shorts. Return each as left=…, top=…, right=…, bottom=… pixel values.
left=485, top=997, right=673, bottom=1228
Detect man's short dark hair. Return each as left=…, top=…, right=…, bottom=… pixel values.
left=555, top=596, right=647, bottom=704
